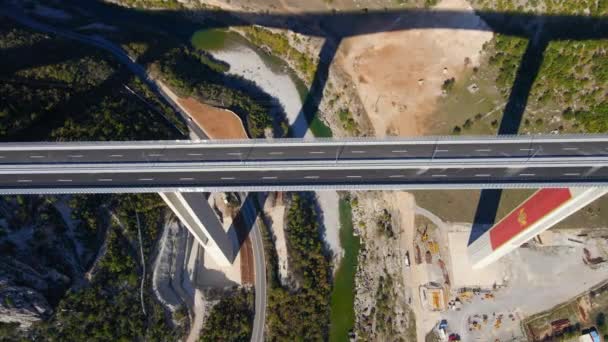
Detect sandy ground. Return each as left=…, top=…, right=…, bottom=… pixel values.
left=264, top=193, right=290, bottom=285
left=352, top=191, right=419, bottom=339
left=408, top=204, right=608, bottom=342
left=209, top=43, right=312, bottom=138
left=336, top=0, right=492, bottom=136
left=316, top=191, right=342, bottom=266
left=152, top=220, right=183, bottom=312
left=395, top=193, right=441, bottom=342
left=178, top=98, right=248, bottom=139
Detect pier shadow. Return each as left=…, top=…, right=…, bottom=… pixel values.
left=229, top=192, right=267, bottom=255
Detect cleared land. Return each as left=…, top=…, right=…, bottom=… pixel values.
left=178, top=98, right=248, bottom=139
left=336, top=0, right=492, bottom=137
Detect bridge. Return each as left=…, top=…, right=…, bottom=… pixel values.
left=2, top=134, right=608, bottom=269
left=2, top=135, right=608, bottom=193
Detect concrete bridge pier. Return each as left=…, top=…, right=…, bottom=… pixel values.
left=469, top=187, right=608, bottom=269
left=159, top=192, right=237, bottom=267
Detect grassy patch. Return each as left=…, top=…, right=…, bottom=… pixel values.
left=199, top=288, right=253, bottom=342
left=310, top=114, right=334, bottom=137
left=242, top=26, right=316, bottom=83
left=190, top=29, right=229, bottom=51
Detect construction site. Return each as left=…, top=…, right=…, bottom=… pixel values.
left=400, top=203, right=608, bottom=342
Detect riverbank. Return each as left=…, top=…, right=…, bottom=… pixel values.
left=190, top=28, right=332, bottom=138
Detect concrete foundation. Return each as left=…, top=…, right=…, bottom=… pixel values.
left=159, top=192, right=237, bottom=267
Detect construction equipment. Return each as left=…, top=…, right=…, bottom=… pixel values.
left=428, top=240, right=440, bottom=254
left=418, top=225, right=429, bottom=242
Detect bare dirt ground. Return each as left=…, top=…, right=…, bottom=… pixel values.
left=263, top=192, right=291, bottom=285
left=336, top=0, right=492, bottom=136
left=178, top=98, right=248, bottom=139
left=352, top=191, right=417, bottom=340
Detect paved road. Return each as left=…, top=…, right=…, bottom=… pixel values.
left=2, top=135, right=608, bottom=164
left=1, top=136, right=608, bottom=192
left=238, top=193, right=266, bottom=342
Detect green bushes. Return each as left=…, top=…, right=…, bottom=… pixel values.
left=243, top=27, right=316, bottom=83
left=338, top=108, right=360, bottom=135
left=151, top=47, right=276, bottom=138
left=266, top=193, right=331, bottom=341
left=564, top=103, right=608, bottom=133
left=199, top=289, right=254, bottom=342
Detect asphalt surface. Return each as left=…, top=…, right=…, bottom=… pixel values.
left=2, top=137, right=608, bottom=191
left=0, top=163, right=607, bottom=190
left=238, top=194, right=266, bottom=342
left=2, top=136, right=608, bottom=164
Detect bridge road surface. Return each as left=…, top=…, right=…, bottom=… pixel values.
left=3, top=135, right=608, bottom=164
left=3, top=136, right=608, bottom=192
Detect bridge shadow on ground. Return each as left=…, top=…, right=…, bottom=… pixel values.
left=3, top=1, right=608, bottom=243
left=4, top=1, right=608, bottom=140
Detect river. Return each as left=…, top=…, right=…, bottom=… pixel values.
left=191, top=28, right=314, bottom=138
left=191, top=28, right=358, bottom=341
left=330, top=199, right=361, bottom=342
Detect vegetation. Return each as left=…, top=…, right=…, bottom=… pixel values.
left=112, top=0, right=185, bottom=9
left=0, top=18, right=181, bottom=340
left=33, top=202, right=176, bottom=341
left=338, top=108, right=360, bottom=135
left=374, top=273, right=396, bottom=336
left=0, top=20, right=185, bottom=141
left=243, top=27, right=317, bottom=83
left=309, top=114, right=334, bottom=138
left=199, top=288, right=254, bottom=342
left=266, top=193, right=331, bottom=341
left=151, top=47, right=279, bottom=138
left=441, top=77, right=456, bottom=93
left=478, top=1, right=608, bottom=133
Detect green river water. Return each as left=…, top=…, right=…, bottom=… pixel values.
left=329, top=199, right=361, bottom=341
